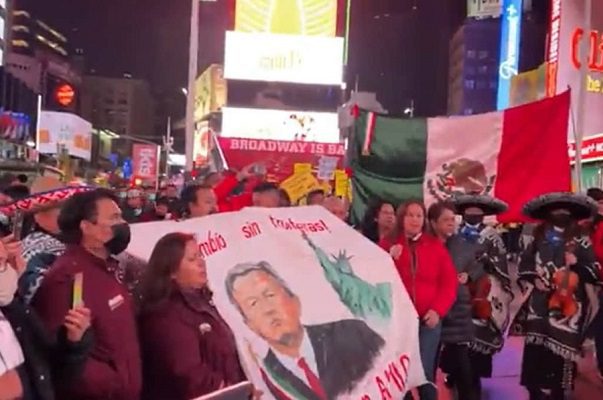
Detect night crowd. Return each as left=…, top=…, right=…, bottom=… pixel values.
left=0, top=165, right=602, bottom=400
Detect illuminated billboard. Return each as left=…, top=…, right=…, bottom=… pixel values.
left=546, top=0, right=603, bottom=138
left=221, top=107, right=340, bottom=143
left=235, top=0, right=337, bottom=36
left=496, top=0, right=523, bottom=110
left=224, top=31, right=344, bottom=85
left=194, top=64, right=227, bottom=121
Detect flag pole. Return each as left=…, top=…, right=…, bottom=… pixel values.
left=574, top=0, right=592, bottom=193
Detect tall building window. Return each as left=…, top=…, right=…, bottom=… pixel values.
left=478, top=50, right=488, bottom=60
left=464, top=79, right=475, bottom=89
left=466, top=50, right=476, bottom=59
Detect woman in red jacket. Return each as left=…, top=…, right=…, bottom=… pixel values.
left=138, top=233, right=246, bottom=400
left=380, top=200, right=458, bottom=400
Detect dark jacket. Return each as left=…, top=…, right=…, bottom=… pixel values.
left=440, top=235, right=485, bottom=344
left=139, top=286, right=245, bottom=400
left=262, top=319, right=385, bottom=400
left=1, top=298, right=93, bottom=400
left=32, top=245, right=142, bottom=400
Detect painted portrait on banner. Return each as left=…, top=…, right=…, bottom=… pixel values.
left=128, top=207, right=425, bottom=399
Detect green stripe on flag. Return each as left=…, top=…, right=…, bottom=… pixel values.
left=350, top=112, right=428, bottom=224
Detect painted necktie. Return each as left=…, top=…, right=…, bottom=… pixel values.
left=297, top=357, right=327, bottom=400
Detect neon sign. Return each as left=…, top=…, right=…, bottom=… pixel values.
left=496, top=0, right=523, bottom=110
left=571, top=28, right=603, bottom=71
left=546, top=0, right=562, bottom=97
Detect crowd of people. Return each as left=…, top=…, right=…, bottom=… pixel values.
left=0, top=166, right=602, bottom=400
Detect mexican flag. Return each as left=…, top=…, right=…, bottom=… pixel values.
left=350, top=91, right=571, bottom=223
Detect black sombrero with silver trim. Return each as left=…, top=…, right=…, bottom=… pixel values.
left=451, top=193, right=509, bottom=216
left=522, top=192, right=596, bottom=220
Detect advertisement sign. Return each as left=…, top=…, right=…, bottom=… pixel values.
left=37, top=111, right=92, bottom=161
left=509, top=63, right=546, bottom=106
left=467, top=0, right=502, bottom=18
left=193, top=64, right=227, bottom=121
left=546, top=0, right=603, bottom=138
left=496, top=0, right=523, bottom=110
left=568, top=133, right=603, bottom=163
left=128, top=207, right=425, bottom=399
left=193, top=121, right=211, bottom=166
left=132, top=143, right=159, bottom=180
left=217, top=137, right=345, bottom=182
left=235, top=0, right=337, bottom=37
left=224, top=31, right=344, bottom=85
left=221, top=107, right=340, bottom=143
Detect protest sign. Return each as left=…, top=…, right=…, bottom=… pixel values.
left=294, top=163, right=313, bottom=175
left=279, top=172, right=320, bottom=204
left=128, top=207, right=425, bottom=399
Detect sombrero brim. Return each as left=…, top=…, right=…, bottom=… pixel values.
left=0, top=186, right=94, bottom=214
left=522, top=192, right=596, bottom=220
left=451, top=194, right=509, bottom=216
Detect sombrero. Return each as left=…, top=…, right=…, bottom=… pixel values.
left=523, top=192, right=596, bottom=220
left=451, top=193, right=509, bottom=216
left=0, top=177, right=94, bottom=214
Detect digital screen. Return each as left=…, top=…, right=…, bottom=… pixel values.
left=224, top=31, right=344, bottom=85
left=221, top=107, right=340, bottom=143
left=235, top=0, right=337, bottom=37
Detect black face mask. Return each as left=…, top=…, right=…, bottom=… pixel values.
left=550, top=214, right=572, bottom=229
left=105, top=223, right=131, bottom=255
left=464, top=215, right=484, bottom=226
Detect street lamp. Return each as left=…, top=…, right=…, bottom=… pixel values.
left=184, top=0, right=201, bottom=172
left=181, top=87, right=188, bottom=96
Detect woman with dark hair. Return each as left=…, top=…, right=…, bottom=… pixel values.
left=380, top=200, right=457, bottom=400
left=512, top=192, right=602, bottom=400
left=359, top=199, right=396, bottom=243
left=139, top=232, right=245, bottom=400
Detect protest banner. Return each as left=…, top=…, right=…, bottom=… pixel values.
left=279, top=172, right=320, bottom=204
left=128, top=207, right=425, bottom=399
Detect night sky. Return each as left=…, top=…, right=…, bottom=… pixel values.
left=29, top=0, right=550, bottom=119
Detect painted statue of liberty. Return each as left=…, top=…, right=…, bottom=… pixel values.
left=302, top=233, right=393, bottom=321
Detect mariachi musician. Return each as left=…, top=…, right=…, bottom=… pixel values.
left=446, top=193, right=512, bottom=396
left=512, top=192, right=601, bottom=400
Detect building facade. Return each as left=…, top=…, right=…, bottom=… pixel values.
left=447, top=10, right=546, bottom=116
left=80, top=75, right=154, bottom=137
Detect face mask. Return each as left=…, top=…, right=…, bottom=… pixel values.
left=464, top=215, right=484, bottom=226
left=0, top=265, right=18, bottom=306
left=550, top=214, right=572, bottom=229
left=105, top=223, right=131, bottom=255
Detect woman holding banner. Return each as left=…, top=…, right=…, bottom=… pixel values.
left=139, top=232, right=246, bottom=400
left=380, top=200, right=457, bottom=400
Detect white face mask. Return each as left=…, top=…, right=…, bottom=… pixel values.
left=0, top=265, right=18, bottom=306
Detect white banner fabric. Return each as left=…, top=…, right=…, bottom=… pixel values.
left=128, top=206, right=425, bottom=399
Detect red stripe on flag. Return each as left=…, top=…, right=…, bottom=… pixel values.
left=362, top=112, right=376, bottom=156
left=495, top=91, right=571, bottom=222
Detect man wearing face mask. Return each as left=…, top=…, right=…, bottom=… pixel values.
left=445, top=194, right=512, bottom=398
left=121, top=188, right=144, bottom=223
left=32, top=189, right=141, bottom=400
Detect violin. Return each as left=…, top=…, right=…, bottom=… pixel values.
left=547, top=241, right=580, bottom=318
left=468, top=252, right=492, bottom=320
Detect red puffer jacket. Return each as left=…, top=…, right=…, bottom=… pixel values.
left=380, top=233, right=458, bottom=319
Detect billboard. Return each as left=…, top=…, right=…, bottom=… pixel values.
left=496, top=0, right=523, bottom=110
left=546, top=0, right=603, bottom=139
left=217, top=137, right=345, bottom=182
left=224, top=31, right=344, bottom=85
left=194, top=64, right=227, bottom=122
left=509, top=63, right=546, bottom=107
left=193, top=120, right=211, bottom=166
left=467, top=0, right=502, bottom=18
left=37, top=111, right=92, bottom=161
left=221, top=107, right=340, bottom=143
left=132, top=143, right=159, bottom=180
left=235, top=0, right=337, bottom=37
